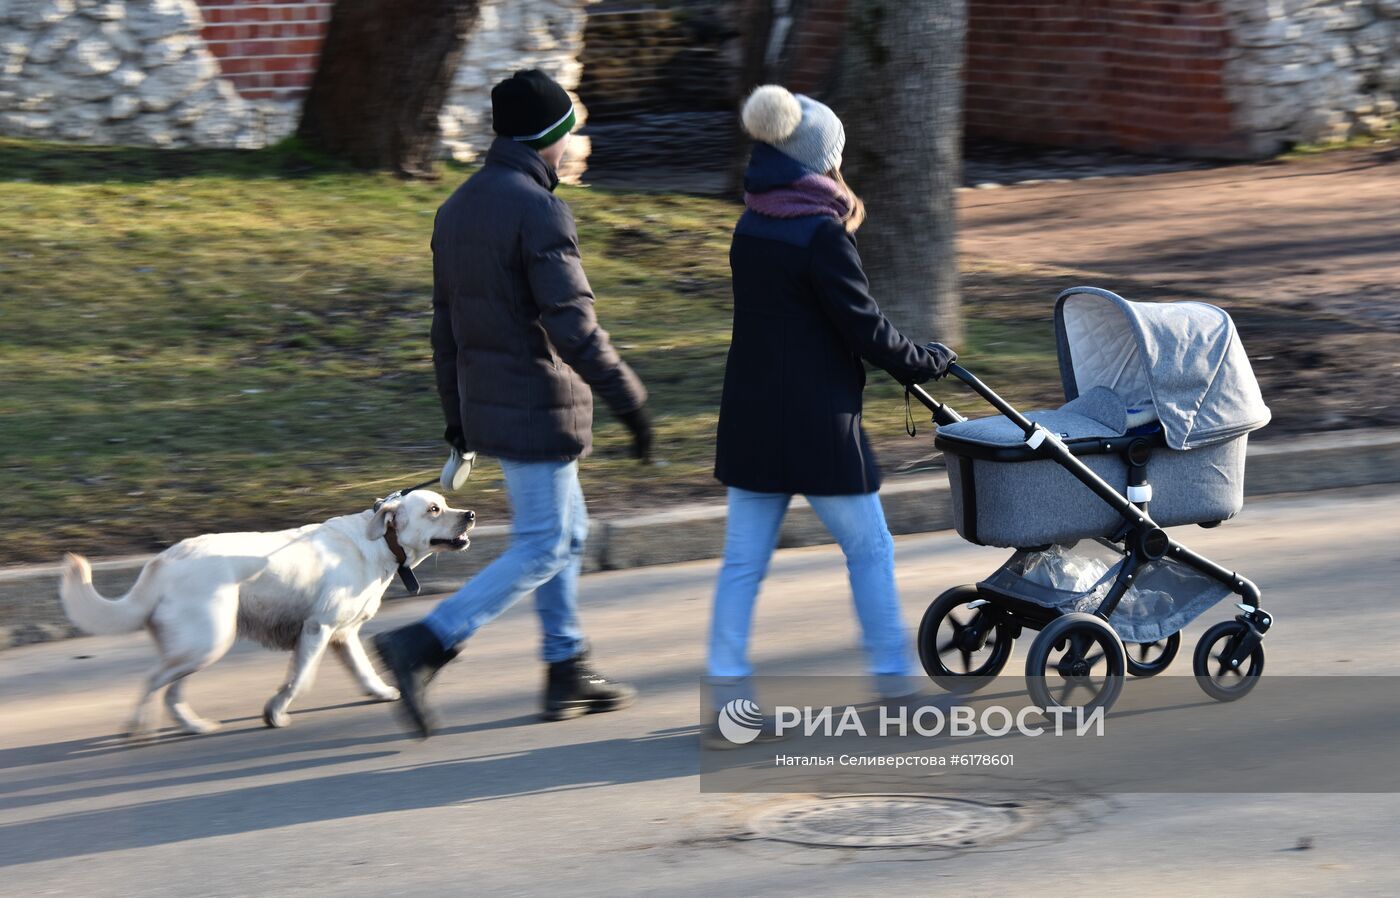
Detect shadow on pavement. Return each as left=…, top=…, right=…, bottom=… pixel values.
left=0, top=723, right=697, bottom=867
left=0, top=706, right=540, bottom=805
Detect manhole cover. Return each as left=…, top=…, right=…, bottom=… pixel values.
left=745, top=795, right=1030, bottom=849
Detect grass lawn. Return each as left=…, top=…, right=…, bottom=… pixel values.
left=0, top=138, right=1063, bottom=564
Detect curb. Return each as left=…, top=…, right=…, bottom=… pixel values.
left=6, top=427, right=1400, bottom=648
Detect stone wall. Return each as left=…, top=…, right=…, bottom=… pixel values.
left=577, top=0, right=744, bottom=120
left=4, top=0, right=1398, bottom=164
left=1224, top=0, right=1400, bottom=155
left=439, top=0, right=599, bottom=181
left=0, top=0, right=289, bottom=148
left=964, top=0, right=1400, bottom=157
left=1, top=0, right=600, bottom=177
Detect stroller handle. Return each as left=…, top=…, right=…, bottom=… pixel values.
left=907, top=363, right=1039, bottom=437
left=906, top=383, right=965, bottom=426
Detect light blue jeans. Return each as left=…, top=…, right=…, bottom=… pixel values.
left=424, top=458, right=587, bottom=663
left=708, top=487, right=914, bottom=705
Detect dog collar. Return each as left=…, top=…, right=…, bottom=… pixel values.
left=384, top=524, right=420, bottom=595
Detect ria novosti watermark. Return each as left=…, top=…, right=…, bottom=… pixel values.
left=717, top=697, right=1103, bottom=745
left=701, top=676, right=1400, bottom=794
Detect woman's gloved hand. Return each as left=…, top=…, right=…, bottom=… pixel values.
left=923, top=342, right=958, bottom=379
left=617, top=405, right=654, bottom=464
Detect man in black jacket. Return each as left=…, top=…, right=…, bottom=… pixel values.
left=375, top=70, right=652, bottom=738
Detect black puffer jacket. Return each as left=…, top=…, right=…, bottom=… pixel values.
left=715, top=145, right=944, bottom=495
left=430, top=138, right=646, bottom=461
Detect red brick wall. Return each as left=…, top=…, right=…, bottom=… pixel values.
left=963, top=0, right=1242, bottom=156
left=782, top=0, right=1246, bottom=158
left=192, top=0, right=332, bottom=102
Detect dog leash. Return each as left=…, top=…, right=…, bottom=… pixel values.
left=321, top=470, right=441, bottom=494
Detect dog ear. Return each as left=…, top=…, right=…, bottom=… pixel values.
left=366, top=497, right=401, bottom=540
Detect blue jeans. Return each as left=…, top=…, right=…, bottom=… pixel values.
left=423, top=458, right=587, bottom=663
left=708, top=488, right=914, bottom=704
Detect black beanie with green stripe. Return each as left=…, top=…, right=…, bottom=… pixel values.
left=491, top=69, right=576, bottom=150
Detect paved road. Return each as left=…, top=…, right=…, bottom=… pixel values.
left=2, top=486, right=1398, bottom=897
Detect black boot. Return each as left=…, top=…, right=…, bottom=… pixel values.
left=372, top=623, right=458, bottom=739
left=542, top=652, right=637, bottom=721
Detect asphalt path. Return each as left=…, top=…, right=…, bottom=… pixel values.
left=2, top=485, right=1398, bottom=896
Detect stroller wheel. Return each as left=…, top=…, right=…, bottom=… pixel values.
left=917, top=586, right=1014, bottom=694
left=1125, top=633, right=1181, bottom=678
left=1026, top=613, right=1126, bottom=713
left=1193, top=620, right=1265, bottom=702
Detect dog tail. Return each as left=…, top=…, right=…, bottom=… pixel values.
left=59, top=553, right=164, bottom=635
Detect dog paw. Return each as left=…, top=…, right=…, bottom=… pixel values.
left=369, top=686, right=401, bottom=702
left=263, top=705, right=291, bottom=729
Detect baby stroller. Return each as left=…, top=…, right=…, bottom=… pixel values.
left=908, top=287, right=1274, bottom=712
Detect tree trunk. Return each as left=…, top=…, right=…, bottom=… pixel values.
left=297, top=0, right=483, bottom=178
left=835, top=0, right=966, bottom=345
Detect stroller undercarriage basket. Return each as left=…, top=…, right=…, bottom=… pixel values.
left=980, top=541, right=1234, bottom=644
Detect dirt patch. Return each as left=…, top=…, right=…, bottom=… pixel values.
left=954, top=146, right=1400, bottom=439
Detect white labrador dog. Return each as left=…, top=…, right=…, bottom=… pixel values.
left=58, top=489, right=473, bottom=736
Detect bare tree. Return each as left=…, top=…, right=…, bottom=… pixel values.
left=297, top=0, right=483, bottom=178
left=836, top=1, right=966, bottom=345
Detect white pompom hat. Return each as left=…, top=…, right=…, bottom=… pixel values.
left=741, top=84, right=846, bottom=173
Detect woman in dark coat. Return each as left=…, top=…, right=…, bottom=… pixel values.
left=708, top=85, right=957, bottom=718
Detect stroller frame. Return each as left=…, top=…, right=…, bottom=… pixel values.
left=909, top=363, right=1274, bottom=712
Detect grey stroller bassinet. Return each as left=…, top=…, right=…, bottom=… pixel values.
left=937, top=287, right=1271, bottom=548
left=907, top=287, right=1276, bottom=713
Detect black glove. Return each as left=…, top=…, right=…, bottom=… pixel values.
left=617, top=406, right=654, bottom=464
left=923, top=342, right=958, bottom=380
left=444, top=425, right=468, bottom=454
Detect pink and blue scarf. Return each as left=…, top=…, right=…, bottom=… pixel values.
left=744, top=173, right=850, bottom=222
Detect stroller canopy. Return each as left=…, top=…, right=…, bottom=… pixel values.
left=1054, top=287, right=1270, bottom=450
